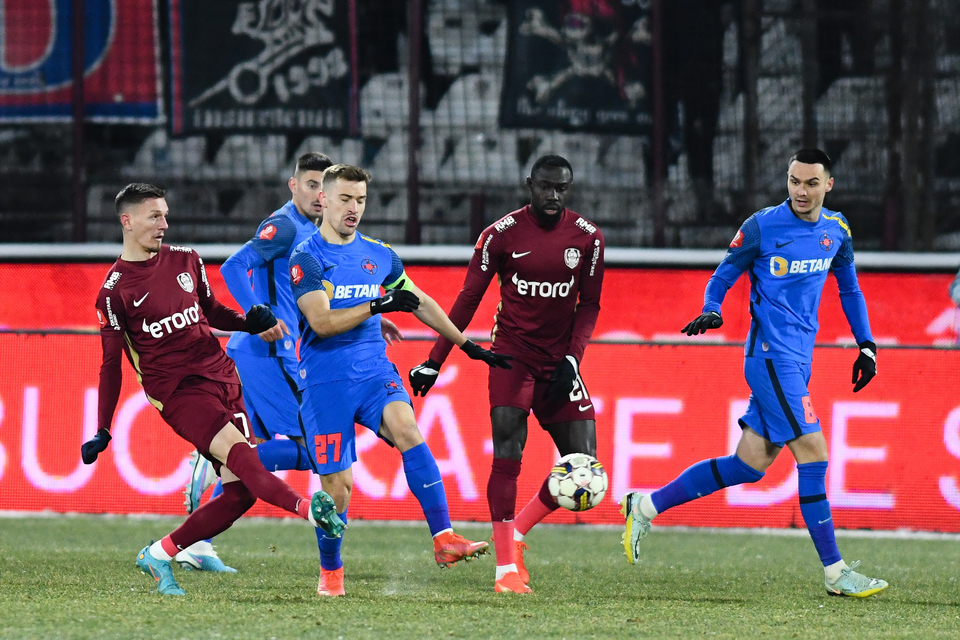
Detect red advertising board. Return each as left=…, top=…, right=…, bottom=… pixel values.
left=2, top=334, right=959, bottom=532
left=0, top=263, right=958, bottom=346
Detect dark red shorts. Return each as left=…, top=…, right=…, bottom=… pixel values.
left=488, top=357, right=595, bottom=425
left=160, top=376, right=253, bottom=467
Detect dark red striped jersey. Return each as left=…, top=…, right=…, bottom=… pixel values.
left=429, top=205, right=605, bottom=366
left=95, top=245, right=245, bottom=429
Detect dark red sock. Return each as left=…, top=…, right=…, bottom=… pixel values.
left=488, top=458, right=521, bottom=567
left=226, top=442, right=305, bottom=517
left=515, top=476, right=559, bottom=536
left=169, top=481, right=256, bottom=551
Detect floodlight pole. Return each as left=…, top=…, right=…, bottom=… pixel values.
left=71, top=0, right=87, bottom=242
left=405, top=0, right=423, bottom=245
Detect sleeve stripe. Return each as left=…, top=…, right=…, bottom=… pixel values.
left=821, top=214, right=851, bottom=237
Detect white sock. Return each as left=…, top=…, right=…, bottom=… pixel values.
left=496, top=564, right=518, bottom=579
left=432, top=528, right=453, bottom=538
left=149, top=540, right=173, bottom=562
left=513, top=530, right=525, bottom=542
left=824, top=559, right=849, bottom=582
left=639, top=494, right=659, bottom=521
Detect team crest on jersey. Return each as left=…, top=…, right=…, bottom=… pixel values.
left=97, top=309, right=107, bottom=328
left=177, top=272, right=194, bottom=293
left=290, top=264, right=304, bottom=285
left=385, top=380, right=403, bottom=395
left=819, top=233, right=834, bottom=251
left=564, top=247, right=581, bottom=269
left=730, top=230, right=744, bottom=248
left=361, top=258, right=378, bottom=275
left=259, top=224, right=277, bottom=240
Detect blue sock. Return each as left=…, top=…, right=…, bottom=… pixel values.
left=652, top=455, right=764, bottom=513
left=402, top=443, right=451, bottom=536
left=257, top=439, right=312, bottom=472
left=317, top=510, right=347, bottom=571
left=798, top=461, right=841, bottom=566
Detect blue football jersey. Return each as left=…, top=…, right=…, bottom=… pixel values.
left=289, top=232, right=407, bottom=386
left=225, top=202, right=319, bottom=358
left=705, top=200, right=867, bottom=363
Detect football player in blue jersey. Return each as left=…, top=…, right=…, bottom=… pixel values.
left=289, top=164, right=514, bottom=596
left=621, top=149, right=888, bottom=598
left=178, top=153, right=402, bottom=577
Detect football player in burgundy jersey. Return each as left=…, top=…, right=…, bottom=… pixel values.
left=81, top=183, right=344, bottom=596
left=409, top=155, right=605, bottom=593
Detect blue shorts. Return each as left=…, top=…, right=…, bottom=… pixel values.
left=739, top=357, right=820, bottom=447
left=228, top=349, right=302, bottom=440
left=299, top=367, right=410, bottom=475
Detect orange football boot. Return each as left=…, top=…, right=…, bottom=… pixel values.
left=494, top=571, right=532, bottom=594
left=433, top=531, right=489, bottom=568
left=514, top=540, right=530, bottom=584
left=317, top=566, right=345, bottom=597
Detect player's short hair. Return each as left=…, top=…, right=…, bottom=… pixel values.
left=530, top=154, right=574, bottom=180
left=115, top=183, right=165, bottom=217
left=295, top=152, right=334, bottom=177
left=322, top=164, right=372, bottom=190
left=788, top=149, right=832, bottom=176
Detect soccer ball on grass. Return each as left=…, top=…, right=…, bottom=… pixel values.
left=547, top=453, right=608, bottom=511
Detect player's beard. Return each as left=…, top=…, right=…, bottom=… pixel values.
left=141, top=233, right=163, bottom=255
left=531, top=204, right=563, bottom=227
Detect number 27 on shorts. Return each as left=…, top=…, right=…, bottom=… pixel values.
left=314, top=433, right=342, bottom=464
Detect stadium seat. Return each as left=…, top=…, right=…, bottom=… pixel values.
left=122, top=130, right=206, bottom=179
left=425, top=73, right=502, bottom=128
left=208, top=135, right=287, bottom=180
left=288, top=136, right=364, bottom=169
left=360, top=73, right=422, bottom=138
left=427, top=1, right=507, bottom=75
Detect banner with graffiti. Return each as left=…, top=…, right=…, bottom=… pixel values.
left=500, top=0, right=652, bottom=133
left=168, top=0, right=355, bottom=135
left=0, top=0, right=162, bottom=122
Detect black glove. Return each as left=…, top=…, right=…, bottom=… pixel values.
left=460, top=340, right=514, bottom=369
left=409, top=359, right=441, bottom=397
left=243, top=304, right=278, bottom=334
left=370, top=283, right=420, bottom=314
left=546, top=355, right=579, bottom=400
left=852, top=340, right=877, bottom=392
left=681, top=311, right=723, bottom=335
left=81, top=428, right=112, bottom=464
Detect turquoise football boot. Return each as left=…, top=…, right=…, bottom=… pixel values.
left=136, top=545, right=185, bottom=595
left=175, top=541, right=237, bottom=573
left=183, top=450, right=217, bottom=514
left=309, top=491, right=346, bottom=538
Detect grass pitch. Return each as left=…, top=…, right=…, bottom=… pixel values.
left=1, top=515, right=958, bottom=640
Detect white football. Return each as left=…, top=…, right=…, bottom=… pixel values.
left=547, top=453, right=608, bottom=511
